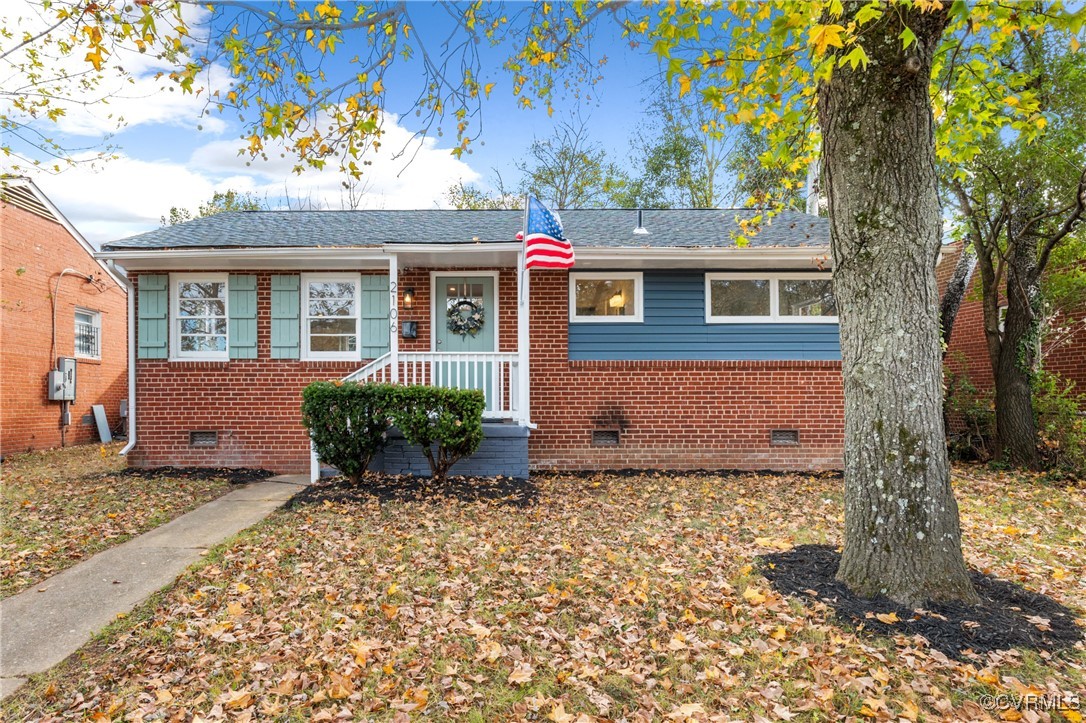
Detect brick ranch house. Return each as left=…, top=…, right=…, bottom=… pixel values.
left=95, top=208, right=876, bottom=478
left=1, top=178, right=128, bottom=456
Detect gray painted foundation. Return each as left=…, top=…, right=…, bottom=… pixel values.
left=322, top=423, right=531, bottom=479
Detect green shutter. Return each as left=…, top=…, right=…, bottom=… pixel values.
left=359, top=274, right=390, bottom=358
left=270, top=274, right=300, bottom=359
left=137, top=274, right=168, bottom=359
left=228, top=274, right=257, bottom=359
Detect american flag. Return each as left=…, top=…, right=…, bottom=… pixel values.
left=523, top=196, right=574, bottom=269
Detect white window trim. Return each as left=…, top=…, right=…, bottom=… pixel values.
left=568, top=271, right=644, bottom=323
left=74, top=307, right=101, bottom=360
left=302, top=272, right=362, bottom=361
left=705, top=272, right=838, bottom=324
left=170, top=273, right=229, bottom=361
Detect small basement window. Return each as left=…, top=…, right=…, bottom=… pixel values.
left=189, top=430, right=218, bottom=448
left=592, top=429, right=621, bottom=447
left=770, top=429, right=800, bottom=446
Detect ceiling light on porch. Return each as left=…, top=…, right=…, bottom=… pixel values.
left=403, top=287, right=415, bottom=309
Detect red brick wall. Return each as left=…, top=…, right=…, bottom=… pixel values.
left=127, top=266, right=846, bottom=473
left=945, top=274, right=1086, bottom=396
left=129, top=267, right=520, bottom=472
left=526, top=271, right=845, bottom=471
left=1, top=201, right=128, bottom=456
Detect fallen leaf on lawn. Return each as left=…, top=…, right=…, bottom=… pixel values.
left=507, top=662, right=534, bottom=685
left=223, top=690, right=252, bottom=710
left=549, top=702, right=575, bottom=723
left=666, top=702, right=706, bottom=719
left=742, top=586, right=767, bottom=605
left=875, top=612, right=899, bottom=624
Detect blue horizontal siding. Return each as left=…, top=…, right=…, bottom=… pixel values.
left=567, top=271, right=841, bottom=361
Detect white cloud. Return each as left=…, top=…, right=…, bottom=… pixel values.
left=190, top=113, right=482, bottom=211
left=30, top=113, right=482, bottom=244
left=1, top=0, right=227, bottom=139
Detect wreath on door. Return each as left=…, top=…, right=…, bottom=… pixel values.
left=447, top=298, right=486, bottom=337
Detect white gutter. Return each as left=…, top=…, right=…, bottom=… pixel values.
left=574, top=247, right=830, bottom=261
left=108, top=260, right=137, bottom=457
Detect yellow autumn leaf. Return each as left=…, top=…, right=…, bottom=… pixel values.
left=875, top=611, right=899, bottom=624
left=386, top=582, right=399, bottom=595
left=742, top=586, right=767, bottom=605
left=236, top=582, right=251, bottom=593
left=808, top=24, right=846, bottom=56
left=373, top=78, right=384, bottom=94
left=677, top=74, right=691, bottom=97
left=483, top=82, right=495, bottom=97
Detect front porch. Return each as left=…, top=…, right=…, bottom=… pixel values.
left=345, top=351, right=524, bottom=420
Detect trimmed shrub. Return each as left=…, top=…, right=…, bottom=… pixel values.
left=301, top=381, right=395, bottom=484
left=391, top=386, right=486, bottom=481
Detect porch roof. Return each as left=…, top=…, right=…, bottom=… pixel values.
left=101, top=208, right=828, bottom=252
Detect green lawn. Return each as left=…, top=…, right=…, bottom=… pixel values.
left=3, top=466, right=1083, bottom=721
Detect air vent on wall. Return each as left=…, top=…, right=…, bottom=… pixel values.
left=770, top=429, right=800, bottom=446
left=592, top=429, right=620, bottom=447
left=189, top=430, right=219, bottom=448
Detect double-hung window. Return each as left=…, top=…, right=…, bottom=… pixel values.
left=568, top=272, right=643, bottom=323
left=74, top=308, right=101, bottom=360
left=303, top=274, right=361, bottom=359
left=172, top=274, right=228, bottom=359
left=706, top=273, right=838, bottom=323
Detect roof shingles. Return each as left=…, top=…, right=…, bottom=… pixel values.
left=102, top=208, right=828, bottom=251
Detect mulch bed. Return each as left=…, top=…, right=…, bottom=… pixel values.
left=288, top=473, right=537, bottom=508
left=117, top=467, right=276, bottom=485
left=760, top=544, right=1083, bottom=659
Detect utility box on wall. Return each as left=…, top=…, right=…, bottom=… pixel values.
left=47, top=357, right=77, bottom=401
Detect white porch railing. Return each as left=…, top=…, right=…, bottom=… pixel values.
left=311, top=350, right=523, bottom=482
left=344, top=351, right=522, bottom=420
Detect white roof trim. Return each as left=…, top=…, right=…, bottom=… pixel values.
left=3, top=177, right=126, bottom=287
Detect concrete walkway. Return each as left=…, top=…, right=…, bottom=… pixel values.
left=0, top=474, right=308, bottom=700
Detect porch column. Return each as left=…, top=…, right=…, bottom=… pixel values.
left=517, top=254, right=531, bottom=426
left=389, top=252, right=399, bottom=383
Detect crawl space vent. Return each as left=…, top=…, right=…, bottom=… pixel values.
left=592, top=429, right=620, bottom=447
left=770, top=429, right=800, bottom=446
left=189, top=430, right=218, bottom=448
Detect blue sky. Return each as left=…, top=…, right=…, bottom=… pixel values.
left=5, top=2, right=674, bottom=244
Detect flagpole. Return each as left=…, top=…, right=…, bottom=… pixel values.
left=517, top=195, right=531, bottom=427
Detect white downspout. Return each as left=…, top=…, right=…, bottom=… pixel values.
left=109, top=260, right=137, bottom=456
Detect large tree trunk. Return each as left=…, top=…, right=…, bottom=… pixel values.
left=819, top=6, right=977, bottom=606
left=994, top=235, right=1042, bottom=468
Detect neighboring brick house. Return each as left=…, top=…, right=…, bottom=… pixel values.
left=945, top=259, right=1086, bottom=396
left=97, top=208, right=856, bottom=477
left=1, top=178, right=128, bottom=456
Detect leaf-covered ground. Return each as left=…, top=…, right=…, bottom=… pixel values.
left=1, top=444, right=239, bottom=598
left=4, top=466, right=1084, bottom=722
